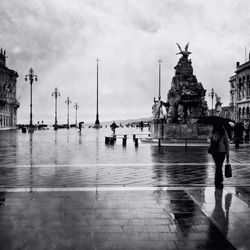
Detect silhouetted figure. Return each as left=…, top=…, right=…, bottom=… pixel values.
left=110, top=121, right=118, bottom=134
left=244, top=121, right=250, bottom=142
left=234, top=122, right=244, bottom=148
left=0, top=192, right=5, bottom=206
left=212, top=189, right=232, bottom=236
left=205, top=189, right=233, bottom=249
left=78, top=122, right=83, bottom=135
left=139, top=121, right=144, bottom=131
left=210, top=124, right=230, bottom=188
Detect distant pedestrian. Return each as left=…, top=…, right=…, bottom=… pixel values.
left=234, top=122, right=244, bottom=148
left=78, top=122, right=83, bottom=135
left=139, top=121, right=144, bottom=131
left=244, top=121, right=250, bottom=142
left=110, top=121, right=118, bottom=134
left=209, top=124, right=230, bottom=188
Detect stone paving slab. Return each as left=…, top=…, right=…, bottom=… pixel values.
left=0, top=188, right=237, bottom=250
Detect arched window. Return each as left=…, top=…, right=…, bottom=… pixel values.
left=242, top=77, right=246, bottom=97
left=238, top=78, right=242, bottom=99
left=239, top=108, right=241, bottom=121
left=246, top=107, right=250, bottom=119
left=242, top=107, right=245, bottom=120
left=248, top=75, right=250, bottom=97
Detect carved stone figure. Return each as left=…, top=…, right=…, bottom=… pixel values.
left=215, top=93, right=222, bottom=116
left=152, top=98, right=164, bottom=119
left=162, top=43, right=208, bottom=123
left=176, top=42, right=192, bottom=58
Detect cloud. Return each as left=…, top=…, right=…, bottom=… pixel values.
left=1, top=0, right=250, bottom=124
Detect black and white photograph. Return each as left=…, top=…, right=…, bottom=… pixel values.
left=0, top=0, right=250, bottom=249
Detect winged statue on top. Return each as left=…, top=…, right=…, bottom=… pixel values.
left=176, top=42, right=192, bottom=58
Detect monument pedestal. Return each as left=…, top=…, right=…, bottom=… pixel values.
left=93, top=124, right=102, bottom=129
left=150, top=118, right=211, bottom=143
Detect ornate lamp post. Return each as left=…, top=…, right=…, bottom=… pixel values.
left=209, top=88, right=215, bottom=116
left=25, top=68, right=38, bottom=133
left=52, top=87, right=60, bottom=130
left=65, top=97, right=71, bottom=129
left=74, top=102, right=79, bottom=126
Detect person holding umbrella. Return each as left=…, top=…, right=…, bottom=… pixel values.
left=197, top=116, right=231, bottom=188
left=110, top=121, right=118, bottom=134
left=78, top=122, right=84, bottom=135
left=210, top=123, right=230, bottom=188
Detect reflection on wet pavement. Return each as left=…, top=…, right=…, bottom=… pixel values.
left=0, top=189, right=236, bottom=250
left=151, top=146, right=210, bottom=163
left=1, top=128, right=250, bottom=249
left=188, top=187, right=250, bottom=249
left=1, top=129, right=250, bottom=188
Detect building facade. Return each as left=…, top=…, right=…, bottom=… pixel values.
left=0, top=48, right=19, bottom=129
left=229, top=58, right=250, bottom=123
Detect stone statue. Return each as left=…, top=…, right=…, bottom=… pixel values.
left=176, top=42, right=192, bottom=58
left=161, top=43, right=208, bottom=124
left=152, top=97, right=164, bottom=119
left=215, top=93, right=222, bottom=116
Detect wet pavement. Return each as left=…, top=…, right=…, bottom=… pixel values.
left=0, top=128, right=250, bottom=249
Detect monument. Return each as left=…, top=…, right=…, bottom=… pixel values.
left=150, top=43, right=210, bottom=142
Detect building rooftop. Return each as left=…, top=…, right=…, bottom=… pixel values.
left=235, top=60, right=250, bottom=74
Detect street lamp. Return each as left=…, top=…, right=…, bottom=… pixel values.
left=65, top=97, right=71, bottom=129
left=94, top=58, right=100, bottom=128
left=209, top=88, right=215, bottom=116
left=52, top=87, right=60, bottom=130
left=158, top=59, right=162, bottom=101
left=74, top=102, right=79, bottom=127
left=25, top=68, right=38, bottom=133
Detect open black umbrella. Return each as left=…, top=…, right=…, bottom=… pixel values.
left=78, top=122, right=84, bottom=128
left=110, top=122, right=119, bottom=129
left=196, top=116, right=235, bottom=139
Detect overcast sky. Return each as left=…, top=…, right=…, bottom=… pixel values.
left=1, top=0, right=250, bottom=124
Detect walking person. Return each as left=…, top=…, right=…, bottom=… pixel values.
left=110, top=121, right=118, bottom=134
left=78, top=122, right=83, bottom=135
left=210, top=124, right=230, bottom=188
left=234, top=122, right=244, bottom=148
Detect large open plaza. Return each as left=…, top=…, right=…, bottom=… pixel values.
left=0, top=128, right=250, bottom=249
left=1, top=1, right=250, bottom=249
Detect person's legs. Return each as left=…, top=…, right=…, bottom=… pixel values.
left=213, top=153, right=226, bottom=186
left=235, top=136, right=240, bottom=148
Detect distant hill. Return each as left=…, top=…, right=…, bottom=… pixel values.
left=84, top=117, right=152, bottom=127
